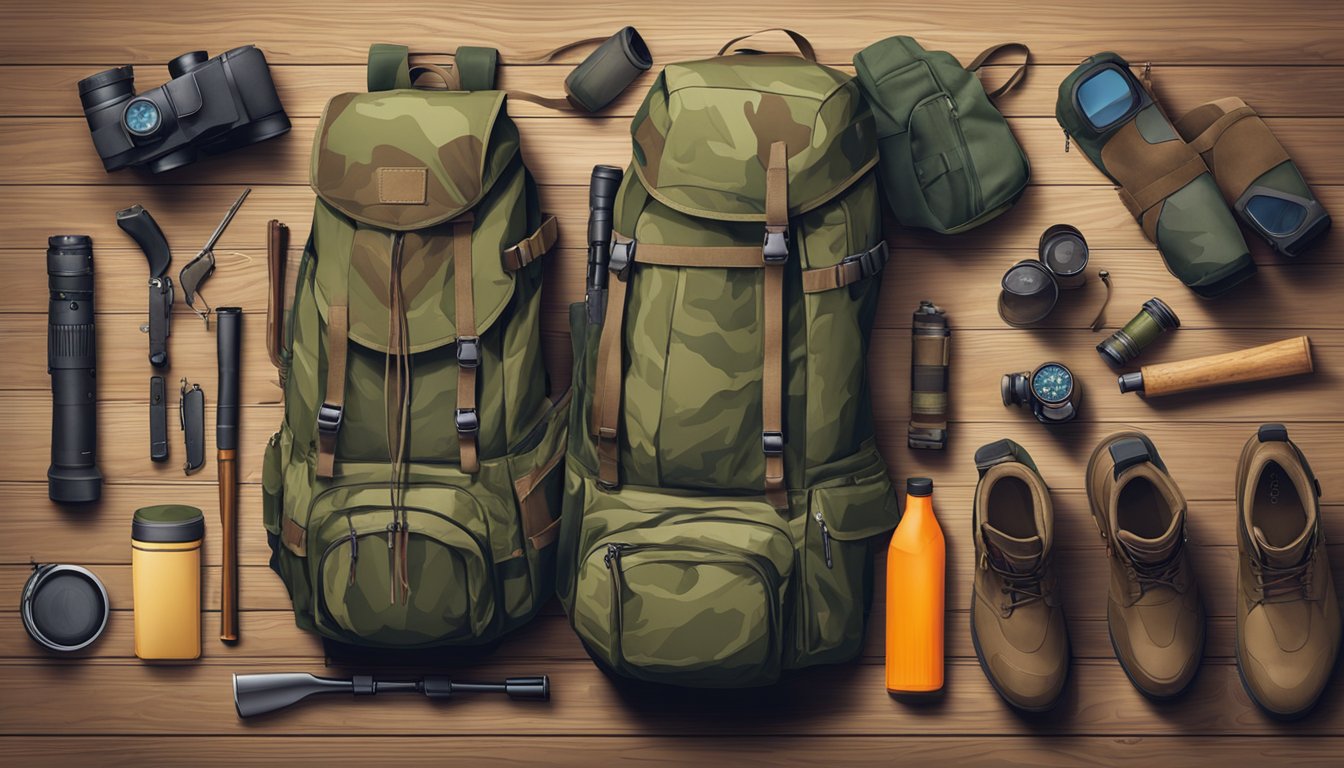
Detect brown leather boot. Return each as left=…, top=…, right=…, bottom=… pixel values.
left=970, top=439, right=1070, bottom=712
left=1086, top=432, right=1205, bottom=700
left=1236, top=424, right=1340, bottom=719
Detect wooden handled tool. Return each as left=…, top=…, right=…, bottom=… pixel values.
left=216, top=307, right=243, bottom=642
left=1117, top=336, right=1313, bottom=397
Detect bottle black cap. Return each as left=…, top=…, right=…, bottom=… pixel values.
left=1117, top=372, right=1145, bottom=394
left=906, top=477, right=933, bottom=496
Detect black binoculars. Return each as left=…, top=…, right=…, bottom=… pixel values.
left=78, top=45, right=290, bottom=174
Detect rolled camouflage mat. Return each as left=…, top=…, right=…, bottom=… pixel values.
left=909, top=301, right=949, bottom=449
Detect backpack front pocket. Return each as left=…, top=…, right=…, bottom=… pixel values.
left=571, top=504, right=794, bottom=688
left=309, top=490, right=495, bottom=647
left=909, top=93, right=980, bottom=229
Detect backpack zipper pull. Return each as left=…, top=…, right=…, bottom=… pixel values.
left=1063, top=130, right=1071, bottom=153
left=814, top=510, right=833, bottom=569
left=347, top=516, right=359, bottom=587
left=604, top=543, right=626, bottom=569
left=943, top=94, right=957, bottom=116
left=387, top=521, right=398, bottom=604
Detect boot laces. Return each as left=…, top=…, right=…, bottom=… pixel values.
left=984, top=551, right=1045, bottom=615
left=1126, top=553, right=1183, bottom=594
left=1252, top=552, right=1314, bottom=600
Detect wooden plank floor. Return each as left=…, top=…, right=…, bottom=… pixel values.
left=2, top=0, right=1341, bottom=764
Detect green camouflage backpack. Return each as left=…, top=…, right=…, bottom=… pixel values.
left=558, top=30, right=900, bottom=687
left=261, top=44, right=571, bottom=649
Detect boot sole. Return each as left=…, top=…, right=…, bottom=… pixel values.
left=1087, top=431, right=1203, bottom=702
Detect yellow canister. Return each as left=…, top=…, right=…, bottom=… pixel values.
left=132, top=504, right=204, bottom=660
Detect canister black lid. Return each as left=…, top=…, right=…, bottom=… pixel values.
left=133, top=504, right=205, bottom=543
left=906, top=477, right=933, bottom=496
left=21, top=564, right=109, bottom=653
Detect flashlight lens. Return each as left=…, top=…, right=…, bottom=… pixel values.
left=1032, top=364, right=1073, bottom=404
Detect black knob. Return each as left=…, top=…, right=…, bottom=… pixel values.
left=169, top=51, right=209, bottom=79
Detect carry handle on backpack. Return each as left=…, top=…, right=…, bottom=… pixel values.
left=965, top=42, right=1031, bottom=99
left=717, top=28, right=817, bottom=62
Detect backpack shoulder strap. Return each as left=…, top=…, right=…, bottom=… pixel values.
left=966, top=42, right=1030, bottom=99
left=368, top=43, right=413, bottom=91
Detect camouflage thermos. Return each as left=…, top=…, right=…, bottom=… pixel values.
left=908, top=301, right=950, bottom=449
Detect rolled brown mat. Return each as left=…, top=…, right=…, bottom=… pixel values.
left=1117, top=336, right=1312, bottom=397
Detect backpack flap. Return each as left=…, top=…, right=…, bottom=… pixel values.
left=309, top=89, right=524, bottom=353
left=629, top=56, right=877, bottom=222
left=311, top=89, right=518, bottom=231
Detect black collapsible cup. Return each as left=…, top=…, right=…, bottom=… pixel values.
left=1039, top=224, right=1089, bottom=290
left=998, top=260, right=1059, bottom=327
left=21, top=564, right=109, bottom=652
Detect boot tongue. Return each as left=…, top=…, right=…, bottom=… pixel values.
left=981, top=523, right=1043, bottom=574
left=1252, top=525, right=1312, bottom=569
left=1114, top=516, right=1181, bottom=564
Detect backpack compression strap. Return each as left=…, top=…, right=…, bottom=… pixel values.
left=761, top=141, right=789, bottom=510
left=316, top=280, right=350, bottom=479
left=453, top=216, right=481, bottom=473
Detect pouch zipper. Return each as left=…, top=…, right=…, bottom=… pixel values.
left=940, top=94, right=983, bottom=212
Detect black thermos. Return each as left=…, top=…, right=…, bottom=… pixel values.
left=47, top=235, right=102, bottom=503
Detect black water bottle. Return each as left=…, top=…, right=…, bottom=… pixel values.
left=47, top=235, right=102, bottom=503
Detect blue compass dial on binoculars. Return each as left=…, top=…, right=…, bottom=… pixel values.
left=1032, top=363, right=1073, bottom=403
left=124, top=100, right=162, bottom=136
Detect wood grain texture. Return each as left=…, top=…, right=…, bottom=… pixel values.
left=2, top=0, right=1342, bottom=762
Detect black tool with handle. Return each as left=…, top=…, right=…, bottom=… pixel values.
left=149, top=375, right=168, bottom=462
left=179, top=379, right=205, bottom=474
left=116, top=205, right=173, bottom=368
left=233, top=672, right=550, bottom=718
left=586, top=165, right=623, bottom=325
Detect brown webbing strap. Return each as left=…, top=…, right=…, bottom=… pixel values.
left=800, top=241, right=889, bottom=294
left=453, top=217, right=481, bottom=474
left=966, top=42, right=1030, bottom=99
left=502, top=215, right=559, bottom=271
left=592, top=263, right=630, bottom=489
left=1117, top=154, right=1207, bottom=220
left=631, top=242, right=764, bottom=268
left=316, top=300, right=348, bottom=479
left=1184, top=104, right=1258, bottom=155
left=762, top=141, right=789, bottom=510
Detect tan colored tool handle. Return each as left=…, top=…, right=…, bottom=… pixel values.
left=1140, top=336, right=1312, bottom=397
left=219, top=449, right=239, bottom=642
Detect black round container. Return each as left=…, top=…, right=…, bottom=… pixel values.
left=21, top=564, right=109, bottom=652
left=1038, top=224, right=1089, bottom=289
left=998, top=260, right=1060, bottom=327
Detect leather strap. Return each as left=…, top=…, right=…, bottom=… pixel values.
left=410, top=62, right=461, bottom=90
left=718, top=28, right=816, bottom=61
left=266, top=220, right=290, bottom=375
left=502, top=215, right=559, bottom=271
left=593, top=260, right=630, bottom=489
left=801, top=241, right=889, bottom=293
left=967, top=42, right=1030, bottom=99
left=315, top=302, right=348, bottom=479
left=453, top=217, right=480, bottom=474
left=1184, top=104, right=1258, bottom=154
left=762, top=141, right=789, bottom=510
left=1118, top=154, right=1207, bottom=220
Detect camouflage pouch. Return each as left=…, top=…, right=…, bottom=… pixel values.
left=1057, top=53, right=1256, bottom=298
left=854, top=37, right=1031, bottom=234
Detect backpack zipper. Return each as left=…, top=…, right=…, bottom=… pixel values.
left=814, top=509, right=833, bottom=569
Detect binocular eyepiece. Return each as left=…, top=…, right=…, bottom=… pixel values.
left=1002, top=362, right=1079, bottom=425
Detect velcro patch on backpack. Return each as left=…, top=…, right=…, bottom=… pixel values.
left=378, top=167, right=427, bottom=204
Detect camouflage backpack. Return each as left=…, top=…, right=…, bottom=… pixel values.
left=558, top=30, right=900, bottom=687
left=261, top=44, right=571, bottom=650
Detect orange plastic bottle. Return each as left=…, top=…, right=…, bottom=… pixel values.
left=885, top=477, right=945, bottom=695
